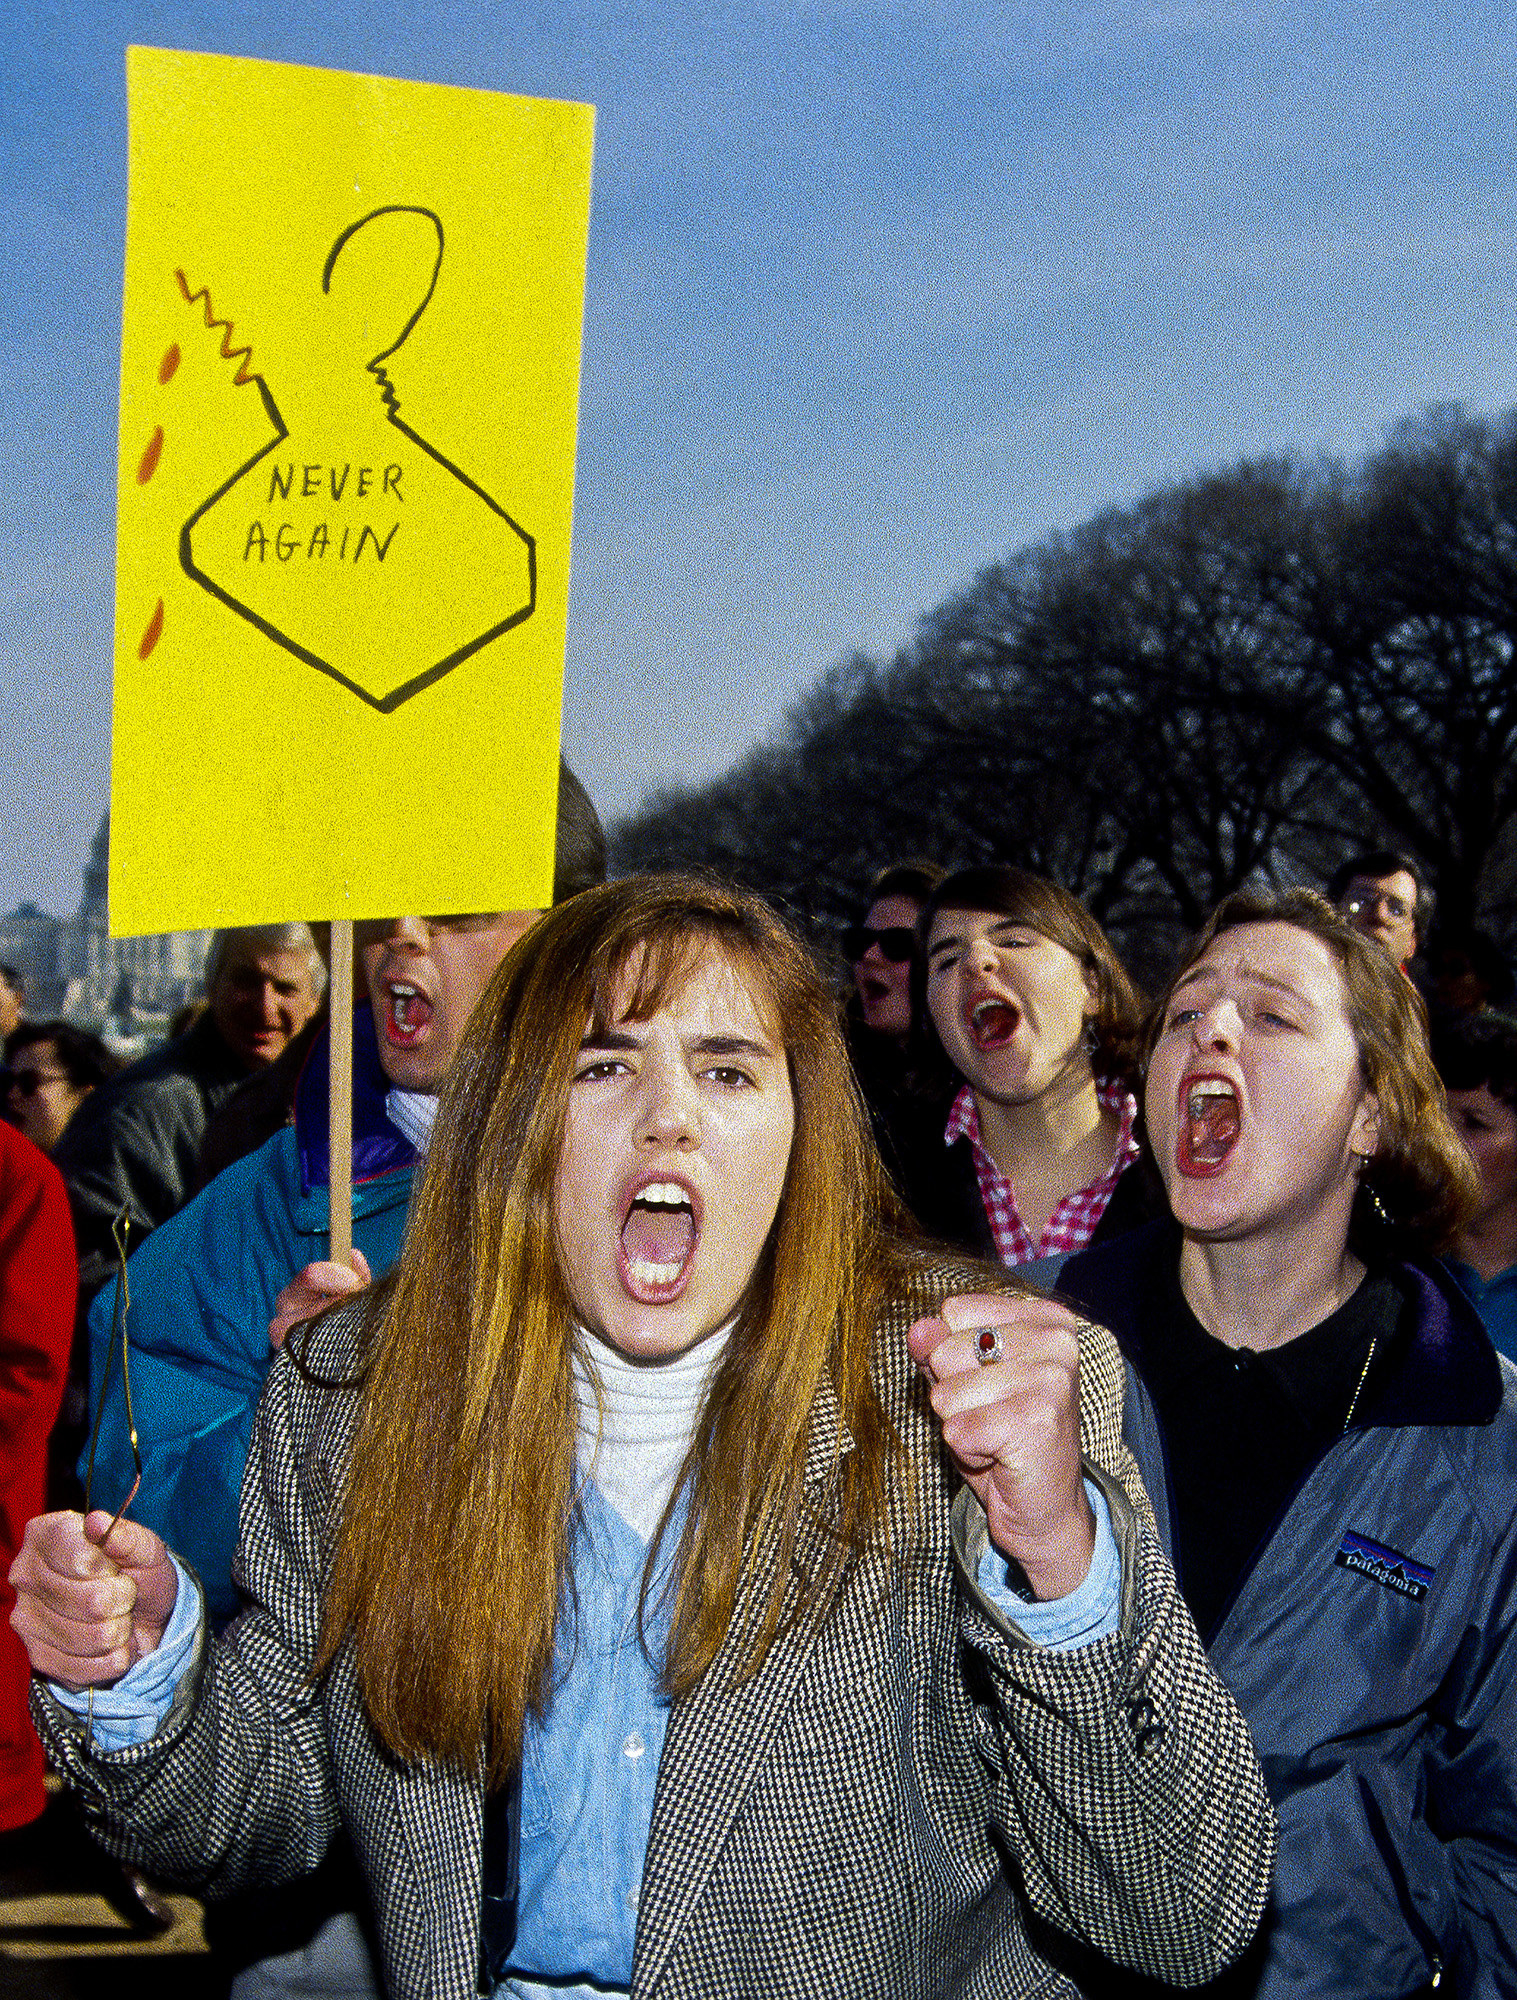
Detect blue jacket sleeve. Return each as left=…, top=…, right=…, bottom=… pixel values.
left=81, top=1133, right=304, bottom=1627
left=1427, top=1442, right=1517, bottom=1998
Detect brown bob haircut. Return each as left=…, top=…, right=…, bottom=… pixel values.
left=317, top=873, right=910, bottom=1782
left=915, top=865, right=1145, bottom=1087
left=1150, top=887, right=1479, bottom=1262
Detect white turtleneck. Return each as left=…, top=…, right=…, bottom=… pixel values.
left=384, top=1087, right=438, bottom=1155
left=570, top=1320, right=734, bottom=1543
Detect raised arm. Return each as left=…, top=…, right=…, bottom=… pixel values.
left=914, top=1289, right=1276, bottom=1987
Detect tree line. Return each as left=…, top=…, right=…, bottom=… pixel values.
left=612, top=402, right=1517, bottom=984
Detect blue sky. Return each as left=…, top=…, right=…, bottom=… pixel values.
left=6, top=1, right=1517, bottom=915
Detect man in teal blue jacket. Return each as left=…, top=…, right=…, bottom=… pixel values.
left=82, top=1002, right=417, bottom=1624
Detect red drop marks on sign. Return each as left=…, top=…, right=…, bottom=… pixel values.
left=137, top=426, right=164, bottom=484
left=138, top=328, right=182, bottom=657
left=139, top=598, right=165, bottom=659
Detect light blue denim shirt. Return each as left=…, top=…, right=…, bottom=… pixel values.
left=506, top=1481, right=675, bottom=1992
left=49, top=1552, right=203, bottom=1750
left=502, top=1475, right=1118, bottom=1997
left=978, top=1475, right=1120, bottom=1648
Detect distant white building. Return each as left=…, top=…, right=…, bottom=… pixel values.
left=0, top=815, right=212, bottom=1028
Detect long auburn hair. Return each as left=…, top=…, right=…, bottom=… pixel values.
left=1151, top=887, right=1480, bottom=1261
left=316, top=875, right=909, bottom=1782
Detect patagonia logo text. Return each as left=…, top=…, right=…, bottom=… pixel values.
left=1334, top=1531, right=1434, bottom=1602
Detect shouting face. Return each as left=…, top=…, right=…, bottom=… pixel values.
left=552, top=948, right=795, bottom=1362
left=359, top=911, right=538, bottom=1093
left=925, top=906, right=1096, bottom=1105
left=852, top=895, right=921, bottom=1039
left=1146, top=922, right=1380, bottom=1248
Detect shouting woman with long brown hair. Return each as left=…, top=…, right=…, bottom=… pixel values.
left=14, top=876, right=1273, bottom=1999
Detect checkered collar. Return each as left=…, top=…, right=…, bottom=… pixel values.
left=944, top=1076, right=1141, bottom=1265
left=944, top=1076, right=1138, bottom=1163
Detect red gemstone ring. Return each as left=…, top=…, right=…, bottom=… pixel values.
left=972, top=1325, right=1003, bottom=1366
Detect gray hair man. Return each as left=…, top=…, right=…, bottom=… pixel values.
left=52, top=923, right=323, bottom=1290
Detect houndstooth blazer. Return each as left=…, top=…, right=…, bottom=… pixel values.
left=39, top=1258, right=1275, bottom=1998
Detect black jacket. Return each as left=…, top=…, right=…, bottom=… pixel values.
left=895, top=1102, right=1165, bottom=1264
left=51, top=1010, right=250, bottom=1294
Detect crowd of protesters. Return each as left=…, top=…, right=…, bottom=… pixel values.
left=838, top=842, right=1517, bottom=1994
left=0, top=816, right=1512, bottom=1999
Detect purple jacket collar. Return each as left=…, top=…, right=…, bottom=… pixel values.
left=1362, top=1258, right=1503, bottom=1428
left=294, top=1001, right=418, bottom=1198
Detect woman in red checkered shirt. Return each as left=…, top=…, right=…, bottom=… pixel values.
left=897, top=865, right=1161, bottom=1281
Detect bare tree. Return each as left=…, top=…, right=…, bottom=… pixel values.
left=1295, top=406, right=1517, bottom=931
left=612, top=405, right=1517, bottom=971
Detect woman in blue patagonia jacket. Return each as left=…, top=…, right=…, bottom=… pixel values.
left=1061, top=887, right=1517, bottom=2000
left=14, top=877, right=1274, bottom=1999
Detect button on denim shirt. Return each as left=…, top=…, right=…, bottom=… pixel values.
left=507, top=1483, right=676, bottom=1992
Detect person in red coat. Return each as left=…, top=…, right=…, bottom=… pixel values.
left=0, top=1122, right=75, bottom=1833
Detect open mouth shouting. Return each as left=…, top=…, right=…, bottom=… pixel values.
left=967, top=994, right=1022, bottom=1052
left=382, top=980, right=434, bottom=1049
left=1179, top=1075, right=1241, bottom=1176
left=619, top=1176, right=702, bottom=1301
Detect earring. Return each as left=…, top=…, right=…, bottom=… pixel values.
left=1363, top=1183, right=1393, bottom=1228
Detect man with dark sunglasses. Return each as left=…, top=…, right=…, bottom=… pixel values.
left=3, top=1023, right=118, bottom=1156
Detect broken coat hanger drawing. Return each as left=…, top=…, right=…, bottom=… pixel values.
left=178, top=205, right=536, bottom=713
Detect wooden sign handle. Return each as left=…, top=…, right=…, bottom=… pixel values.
left=328, top=918, right=354, bottom=1266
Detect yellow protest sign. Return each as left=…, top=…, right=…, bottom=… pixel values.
left=111, top=48, right=594, bottom=933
